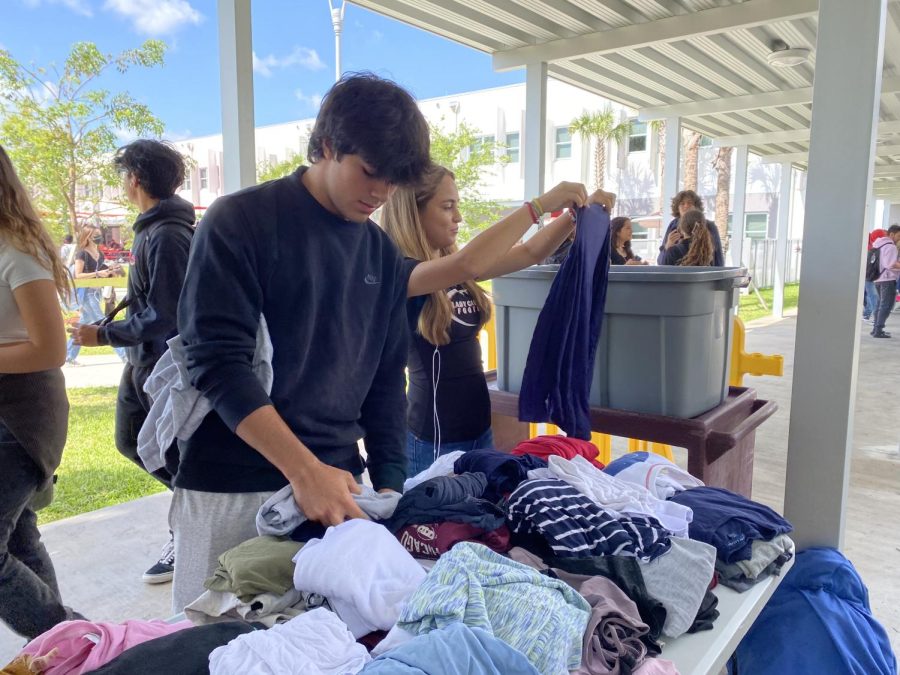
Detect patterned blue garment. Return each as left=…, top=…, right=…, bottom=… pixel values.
left=506, top=478, right=671, bottom=562
left=396, top=542, right=590, bottom=675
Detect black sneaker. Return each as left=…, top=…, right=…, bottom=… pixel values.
left=872, top=331, right=892, bottom=338
left=142, top=537, right=174, bottom=584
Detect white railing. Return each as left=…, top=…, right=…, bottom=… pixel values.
left=633, top=238, right=802, bottom=289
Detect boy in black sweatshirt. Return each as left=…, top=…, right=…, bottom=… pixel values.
left=70, top=139, right=194, bottom=585
left=171, top=73, right=431, bottom=610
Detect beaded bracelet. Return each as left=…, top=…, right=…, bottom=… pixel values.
left=524, top=200, right=541, bottom=224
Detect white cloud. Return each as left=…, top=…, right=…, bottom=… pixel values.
left=103, top=0, right=202, bottom=36
left=253, top=47, right=325, bottom=78
left=22, top=0, right=93, bottom=17
left=27, top=80, right=59, bottom=105
left=113, top=127, right=139, bottom=144
left=294, top=89, right=323, bottom=110
left=164, top=128, right=193, bottom=142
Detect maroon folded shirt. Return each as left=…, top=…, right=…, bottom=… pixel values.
left=396, top=522, right=511, bottom=560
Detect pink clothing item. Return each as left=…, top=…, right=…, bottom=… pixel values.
left=396, top=522, right=511, bottom=560
left=634, top=657, right=680, bottom=674
left=20, top=619, right=192, bottom=675
left=872, top=236, right=900, bottom=283
left=511, top=435, right=605, bottom=469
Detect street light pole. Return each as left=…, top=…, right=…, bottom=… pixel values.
left=328, top=0, right=346, bottom=83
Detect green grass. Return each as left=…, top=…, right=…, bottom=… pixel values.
left=77, top=345, right=115, bottom=356
left=37, top=386, right=166, bottom=525
left=738, top=283, right=800, bottom=323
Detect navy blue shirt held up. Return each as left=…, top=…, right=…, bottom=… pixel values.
left=518, top=204, right=611, bottom=439
left=176, top=167, right=410, bottom=493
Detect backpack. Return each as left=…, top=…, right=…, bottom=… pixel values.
left=865, top=242, right=891, bottom=282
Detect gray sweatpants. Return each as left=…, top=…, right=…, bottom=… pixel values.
left=169, top=487, right=276, bottom=614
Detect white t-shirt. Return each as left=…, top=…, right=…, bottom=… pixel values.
left=0, top=241, right=53, bottom=344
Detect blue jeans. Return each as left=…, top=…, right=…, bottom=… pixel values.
left=66, top=288, right=127, bottom=363
left=406, top=428, right=494, bottom=476
left=863, top=280, right=878, bottom=319
left=873, top=280, right=897, bottom=333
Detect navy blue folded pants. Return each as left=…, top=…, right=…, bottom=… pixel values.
left=518, top=204, right=611, bottom=439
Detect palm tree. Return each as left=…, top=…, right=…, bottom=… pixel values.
left=713, top=146, right=734, bottom=246
left=569, top=107, right=632, bottom=190
left=650, top=119, right=666, bottom=214
left=683, top=130, right=703, bottom=191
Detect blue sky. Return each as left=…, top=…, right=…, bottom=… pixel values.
left=1, top=0, right=524, bottom=139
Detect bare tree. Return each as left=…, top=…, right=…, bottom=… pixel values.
left=683, top=130, right=703, bottom=192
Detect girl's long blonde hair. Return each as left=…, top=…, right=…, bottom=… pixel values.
left=0, top=145, right=71, bottom=298
left=381, top=164, right=492, bottom=346
left=677, top=209, right=715, bottom=267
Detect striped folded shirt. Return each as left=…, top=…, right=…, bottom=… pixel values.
left=506, top=478, right=671, bottom=561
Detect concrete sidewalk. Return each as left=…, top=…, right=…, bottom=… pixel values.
left=743, top=311, right=900, bottom=653
left=62, top=354, right=125, bottom=388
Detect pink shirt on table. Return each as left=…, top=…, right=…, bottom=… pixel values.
left=19, top=619, right=192, bottom=675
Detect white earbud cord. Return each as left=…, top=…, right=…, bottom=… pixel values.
left=431, top=346, right=441, bottom=464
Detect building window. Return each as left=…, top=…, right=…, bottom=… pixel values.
left=628, top=121, right=647, bottom=153
left=469, top=134, right=495, bottom=158
left=182, top=174, right=191, bottom=191
left=200, top=167, right=209, bottom=190
left=555, top=127, right=571, bottom=159
left=726, top=212, right=769, bottom=239
left=699, top=135, right=714, bottom=147
left=745, top=213, right=768, bottom=239
left=505, top=132, right=520, bottom=163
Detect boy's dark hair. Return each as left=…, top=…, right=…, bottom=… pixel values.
left=114, top=139, right=186, bottom=200
left=62, top=234, right=73, bottom=244
left=670, top=189, right=704, bottom=218
left=888, top=224, right=900, bottom=235
left=308, top=72, right=430, bottom=186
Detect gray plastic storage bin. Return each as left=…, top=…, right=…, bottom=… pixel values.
left=493, top=265, right=747, bottom=418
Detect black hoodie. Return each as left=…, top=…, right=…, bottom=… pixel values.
left=99, top=195, right=195, bottom=367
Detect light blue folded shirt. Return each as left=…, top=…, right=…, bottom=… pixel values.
left=362, top=623, right=539, bottom=675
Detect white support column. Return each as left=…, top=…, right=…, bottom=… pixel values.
left=524, top=62, right=548, bottom=201
left=881, top=200, right=893, bottom=229
left=730, top=145, right=749, bottom=267
left=662, top=117, right=681, bottom=217
left=218, top=0, right=256, bottom=193
left=864, top=192, right=876, bottom=230
left=783, top=0, right=887, bottom=550
left=772, top=163, right=793, bottom=316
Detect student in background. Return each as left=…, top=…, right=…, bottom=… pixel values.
left=657, top=190, right=724, bottom=266
left=610, top=216, right=648, bottom=266
left=69, top=139, right=195, bottom=585
left=662, top=208, right=718, bottom=267
left=0, top=144, right=84, bottom=639
left=863, top=228, right=887, bottom=322
left=870, top=224, right=900, bottom=338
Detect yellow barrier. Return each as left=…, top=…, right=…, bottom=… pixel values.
left=729, top=316, right=784, bottom=386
